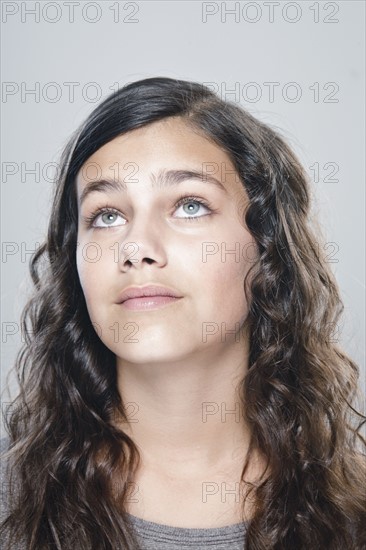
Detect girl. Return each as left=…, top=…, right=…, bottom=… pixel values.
left=1, top=76, right=365, bottom=549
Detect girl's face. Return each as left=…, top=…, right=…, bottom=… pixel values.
left=76, top=117, right=257, bottom=364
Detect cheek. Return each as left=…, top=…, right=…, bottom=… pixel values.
left=76, top=244, right=106, bottom=305
left=200, top=235, right=256, bottom=315
left=207, top=262, right=247, bottom=307
left=200, top=233, right=256, bottom=278
left=198, top=264, right=250, bottom=344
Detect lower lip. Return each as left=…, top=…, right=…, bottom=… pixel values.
left=120, top=296, right=182, bottom=311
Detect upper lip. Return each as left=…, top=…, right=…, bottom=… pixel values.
left=117, top=285, right=183, bottom=304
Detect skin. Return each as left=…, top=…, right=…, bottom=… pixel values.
left=76, top=117, right=265, bottom=527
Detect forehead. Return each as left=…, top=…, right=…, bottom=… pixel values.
left=76, top=117, right=245, bottom=199
left=78, top=117, right=234, bottom=169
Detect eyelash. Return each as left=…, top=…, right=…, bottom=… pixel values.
left=82, top=195, right=216, bottom=229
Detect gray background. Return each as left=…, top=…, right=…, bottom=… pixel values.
left=1, top=1, right=365, bottom=433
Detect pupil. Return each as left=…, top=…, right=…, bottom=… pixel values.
left=103, top=213, right=115, bottom=223
left=185, top=202, right=197, bottom=213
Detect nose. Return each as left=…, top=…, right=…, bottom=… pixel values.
left=116, top=212, right=167, bottom=272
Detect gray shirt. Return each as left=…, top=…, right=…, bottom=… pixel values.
left=0, top=437, right=248, bottom=549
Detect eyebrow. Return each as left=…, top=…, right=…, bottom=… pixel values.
left=78, top=168, right=228, bottom=207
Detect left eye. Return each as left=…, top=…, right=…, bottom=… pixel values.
left=174, top=197, right=211, bottom=219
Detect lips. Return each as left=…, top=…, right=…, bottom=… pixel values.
left=117, top=285, right=182, bottom=304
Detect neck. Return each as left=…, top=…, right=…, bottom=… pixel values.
left=114, top=335, right=253, bottom=474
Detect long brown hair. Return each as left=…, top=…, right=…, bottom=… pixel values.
left=1, top=76, right=365, bottom=549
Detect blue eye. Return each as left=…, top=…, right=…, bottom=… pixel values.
left=174, top=196, right=212, bottom=221
left=82, top=195, right=214, bottom=229
left=83, top=208, right=123, bottom=229
left=99, top=210, right=121, bottom=226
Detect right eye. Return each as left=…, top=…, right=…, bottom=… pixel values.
left=82, top=207, right=125, bottom=229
